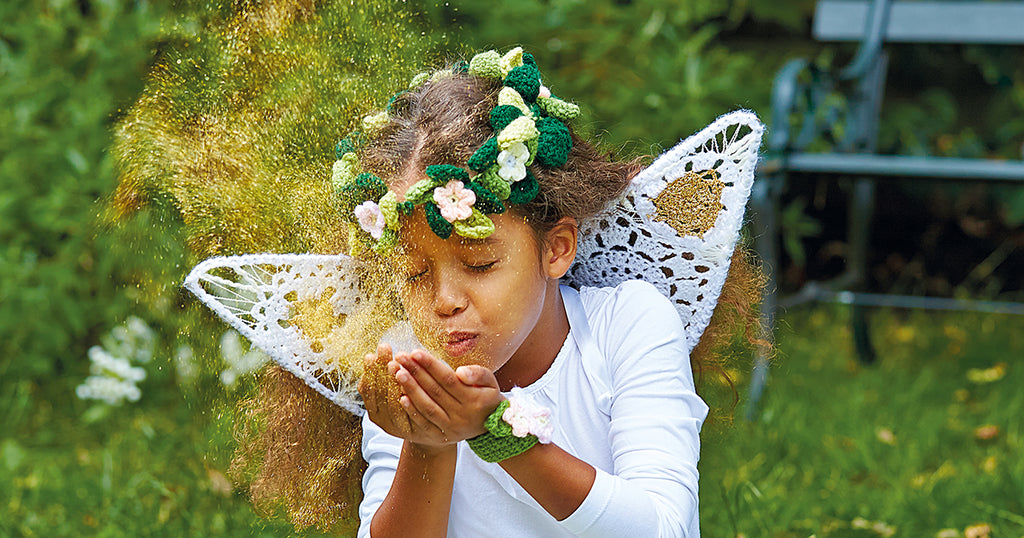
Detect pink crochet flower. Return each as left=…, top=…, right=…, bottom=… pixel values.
left=354, top=200, right=385, bottom=239
left=502, top=388, right=553, bottom=443
left=433, top=180, right=476, bottom=223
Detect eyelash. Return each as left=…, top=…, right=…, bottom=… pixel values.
left=406, top=261, right=495, bottom=283
left=467, top=261, right=496, bottom=273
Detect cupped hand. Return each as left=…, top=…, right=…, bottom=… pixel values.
left=392, top=349, right=504, bottom=448
left=358, top=343, right=412, bottom=437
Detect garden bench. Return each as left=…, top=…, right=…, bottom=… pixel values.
left=747, top=0, right=1024, bottom=414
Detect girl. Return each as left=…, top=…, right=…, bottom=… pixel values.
left=228, top=47, right=764, bottom=536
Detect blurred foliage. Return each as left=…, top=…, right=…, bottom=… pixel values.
left=0, top=1, right=196, bottom=386
left=420, top=0, right=797, bottom=151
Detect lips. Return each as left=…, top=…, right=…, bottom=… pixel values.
left=444, top=331, right=478, bottom=357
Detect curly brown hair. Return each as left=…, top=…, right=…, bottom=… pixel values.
left=231, top=68, right=766, bottom=532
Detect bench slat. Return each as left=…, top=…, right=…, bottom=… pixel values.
left=814, top=0, right=1024, bottom=44
left=770, top=152, right=1024, bottom=182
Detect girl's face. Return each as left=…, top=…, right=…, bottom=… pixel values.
left=395, top=209, right=576, bottom=387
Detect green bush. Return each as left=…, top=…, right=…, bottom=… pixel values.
left=0, top=1, right=195, bottom=389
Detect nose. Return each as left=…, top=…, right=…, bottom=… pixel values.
left=432, top=270, right=467, bottom=317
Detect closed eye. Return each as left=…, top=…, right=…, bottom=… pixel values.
left=406, top=269, right=428, bottom=283
left=466, top=261, right=496, bottom=273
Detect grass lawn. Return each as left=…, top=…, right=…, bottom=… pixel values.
left=1, top=304, right=1021, bottom=537
left=701, top=305, right=1024, bottom=537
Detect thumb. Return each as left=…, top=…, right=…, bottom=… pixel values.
left=455, top=365, right=498, bottom=388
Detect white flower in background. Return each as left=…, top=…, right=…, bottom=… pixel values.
left=75, top=344, right=147, bottom=406
left=104, top=315, right=155, bottom=363
left=219, top=330, right=269, bottom=387
left=174, top=344, right=198, bottom=386
left=497, top=142, right=529, bottom=183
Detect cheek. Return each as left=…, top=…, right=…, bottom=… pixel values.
left=397, top=288, right=435, bottom=338
left=480, top=272, right=547, bottom=335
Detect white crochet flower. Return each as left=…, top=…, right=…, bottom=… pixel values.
left=354, top=200, right=386, bottom=239
left=497, top=142, right=529, bottom=183
left=433, top=180, right=476, bottom=223
left=502, top=387, right=553, bottom=443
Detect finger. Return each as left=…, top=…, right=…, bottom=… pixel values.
left=397, top=351, right=461, bottom=407
left=376, top=342, right=393, bottom=362
left=455, top=365, right=499, bottom=388
left=359, top=352, right=380, bottom=415
left=399, top=394, right=442, bottom=437
left=394, top=365, right=451, bottom=427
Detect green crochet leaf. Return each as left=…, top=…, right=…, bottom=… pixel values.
left=337, top=172, right=387, bottom=213
left=489, top=105, right=522, bottom=131
left=466, top=181, right=506, bottom=215
left=508, top=171, right=539, bottom=204
left=398, top=201, right=415, bottom=215
left=355, top=172, right=387, bottom=195
left=468, top=137, right=499, bottom=172
left=468, top=50, right=503, bottom=79
left=504, top=64, right=541, bottom=102
left=423, top=202, right=453, bottom=239
left=425, top=164, right=470, bottom=184
left=535, top=117, right=571, bottom=167
left=473, top=168, right=511, bottom=200
left=335, top=138, right=356, bottom=159
left=537, top=96, right=581, bottom=121
left=372, top=228, right=398, bottom=254
left=452, top=208, right=495, bottom=239
left=403, top=177, right=441, bottom=205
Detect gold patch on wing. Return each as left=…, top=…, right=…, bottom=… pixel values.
left=652, top=169, right=724, bottom=239
left=290, top=287, right=346, bottom=357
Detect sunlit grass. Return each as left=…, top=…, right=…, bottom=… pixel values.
left=701, top=304, right=1024, bottom=537
left=1, top=304, right=1021, bottom=536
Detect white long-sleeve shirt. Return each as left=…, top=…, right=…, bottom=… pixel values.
left=359, top=280, right=709, bottom=537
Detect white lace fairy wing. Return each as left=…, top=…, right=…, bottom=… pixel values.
left=566, top=110, right=764, bottom=351
left=183, top=253, right=370, bottom=416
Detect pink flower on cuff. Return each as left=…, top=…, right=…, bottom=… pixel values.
left=433, top=180, right=476, bottom=223
left=502, top=387, right=553, bottom=444
left=354, top=200, right=386, bottom=239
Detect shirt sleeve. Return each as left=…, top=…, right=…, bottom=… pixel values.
left=559, top=280, right=709, bottom=538
left=357, top=413, right=403, bottom=538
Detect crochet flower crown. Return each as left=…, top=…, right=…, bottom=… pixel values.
left=331, top=47, right=581, bottom=255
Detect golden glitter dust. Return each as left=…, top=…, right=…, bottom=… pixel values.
left=652, top=169, right=725, bottom=239
left=111, top=0, right=454, bottom=257
left=109, top=0, right=462, bottom=406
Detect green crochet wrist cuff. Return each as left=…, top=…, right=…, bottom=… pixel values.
left=467, top=400, right=539, bottom=463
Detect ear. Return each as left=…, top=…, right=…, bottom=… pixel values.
left=543, top=217, right=578, bottom=279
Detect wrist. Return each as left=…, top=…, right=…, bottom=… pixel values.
left=467, top=389, right=553, bottom=463
left=406, top=440, right=457, bottom=459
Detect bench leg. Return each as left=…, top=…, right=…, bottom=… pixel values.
left=849, top=177, right=877, bottom=363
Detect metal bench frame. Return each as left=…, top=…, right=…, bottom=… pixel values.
left=746, top=0, right=1024, bottom=416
